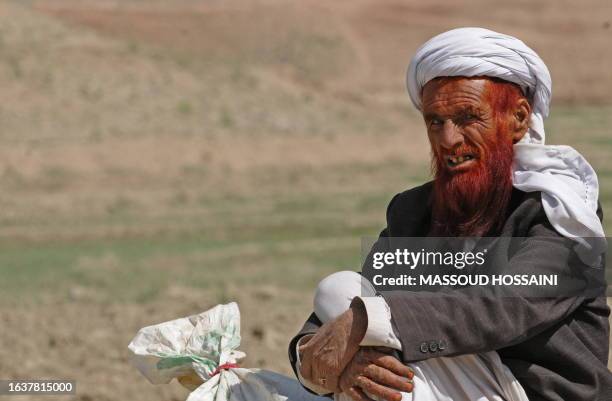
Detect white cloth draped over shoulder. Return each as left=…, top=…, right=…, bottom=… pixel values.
left=406, top=27, right=605, bottom=264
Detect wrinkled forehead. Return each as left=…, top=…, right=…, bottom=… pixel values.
left=421, top=77, right=492, bottom=110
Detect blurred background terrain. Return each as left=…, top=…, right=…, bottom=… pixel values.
left=0, top=1, right=610, bottom=400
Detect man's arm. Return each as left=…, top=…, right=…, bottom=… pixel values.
left=287, top=268, right=411, bottom=399
left=289, top=306, right=413, bottom=401
left=381, top=220, right=602, bottom=362
left=288, top=313, right=323, bottom=393
left=288, top=227, right=397, bottom=386
left=294, top=300, right=368, bottom=392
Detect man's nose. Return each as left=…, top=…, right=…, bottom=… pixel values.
left=439, top=120, right=463, bottom=150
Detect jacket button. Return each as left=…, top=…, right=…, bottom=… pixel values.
left=419, top=342, right=429, bottom=353
left=429, top=341, right=438, bottom=352
left=438, top=340, right=447, bottom=351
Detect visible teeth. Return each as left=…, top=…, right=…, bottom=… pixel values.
left=447, top=155, right=475, bottom=166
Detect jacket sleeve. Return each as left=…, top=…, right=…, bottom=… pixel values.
left=288, top=313, right=337, bottom=397
left=287, top=224, right=393, bottom=392
left=380, top=215, right=605, bottom=362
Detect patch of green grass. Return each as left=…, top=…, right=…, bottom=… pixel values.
left=0, top=183, right=389, bottom=304
left=127, top=41, right=139, bottom=54
left=38, top=165, right=76, bottom=191
left=105, top=196, right=138, bottom=216
left=78, top=83, right=103, bottom=102
left=7, top=56, right=22, bottom=79
left=219, top=108, right=234, bottom=128
left=0, top=155, right=433, bottom=304
left=177, top=99, right=193, bottom=115
left=0, top=225, right=365, bottom=304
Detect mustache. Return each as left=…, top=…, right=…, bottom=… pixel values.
left=435, top=144, right=481, bottom=159
left=432, top=144, right=481, bottom=174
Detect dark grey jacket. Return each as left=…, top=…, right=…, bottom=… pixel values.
left=289, top=182, right=612, bottom=401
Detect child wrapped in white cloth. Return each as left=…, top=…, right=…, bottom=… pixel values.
left=300, top=270, right=530, bottom=401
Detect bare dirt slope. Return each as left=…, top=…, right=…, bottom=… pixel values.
left=0, top=1, right=610, bottom=400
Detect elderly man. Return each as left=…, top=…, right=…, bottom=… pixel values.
left=288, top=28, right=611, bottom=401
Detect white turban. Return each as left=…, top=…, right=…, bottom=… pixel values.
left=406, top=27, right=605, bottom=264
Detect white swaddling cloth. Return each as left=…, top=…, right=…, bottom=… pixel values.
left=312, top=271, right=530, bottom=401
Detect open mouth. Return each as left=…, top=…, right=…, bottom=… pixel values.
left=445, top=154, right=477, bottom=168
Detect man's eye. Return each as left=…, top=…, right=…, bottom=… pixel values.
left=430, top=119, right=443, bottom=126
left=463, top=114, right=478, bottom=121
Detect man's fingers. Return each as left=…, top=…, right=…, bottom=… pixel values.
left=364, top=364, right=413, bottom=393
left=345, top=386, right=375, bottom=401
left=374, top=355, right=414, bottom=380
left=356, top=375, right=403, bottom=401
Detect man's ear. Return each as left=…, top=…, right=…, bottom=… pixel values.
left=511, top=98, right=531, bottom=143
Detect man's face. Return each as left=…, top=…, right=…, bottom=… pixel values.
left=421, top=77, right=508, bottom=174
left=422, top=76, right=522, bottom=236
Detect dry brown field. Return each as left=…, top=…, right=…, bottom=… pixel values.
left=0, top=1, right=611, bottom=400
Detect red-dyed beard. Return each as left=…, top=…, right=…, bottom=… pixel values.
left=429, top=133, right=514, bottom=237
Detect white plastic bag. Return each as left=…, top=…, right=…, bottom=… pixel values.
left=128, top=302, right=326, bottom=401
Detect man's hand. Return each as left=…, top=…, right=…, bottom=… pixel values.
left=298, top=302, right=368, bottom=392
left=339, top=348, right=413, bottom=401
